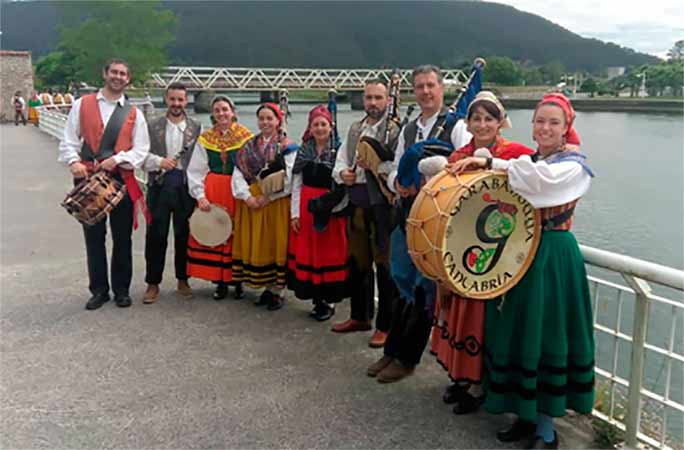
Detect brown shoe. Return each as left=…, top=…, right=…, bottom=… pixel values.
left=331, top=319, right=372, bottom=333
left=143, top=284, right=159, bottom=304
left=368, top=330, right=388, bottom=348
left=177, top=280, right=192, bottom=297
left=377, top=360, right=414, bottom=383
left=367, top=355, right=393, bottom=377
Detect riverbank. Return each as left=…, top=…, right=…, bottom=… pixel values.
left=501, top=97, right=683, bottom=114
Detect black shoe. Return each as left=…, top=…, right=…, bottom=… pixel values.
left=114, top=294, right=132, bottom=308
left=443, top=382, right=468, bottom=404
left=85, top=292, right=110, bottom=310
left=213, top=283, right=228, bottom=300
left=313, top=303, right=335, bottom=322
left=452, top=393, right=485, bottom=415
left=497, top=419, right=537, bottom=443
left=526, top=432, right=559, bottom=449
left=256, top=290, right=273, bottom=306
left=266, top=295, right=284, bottom=311
left=233, top=283, right=245, bottom=300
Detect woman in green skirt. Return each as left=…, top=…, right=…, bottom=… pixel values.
left=448, top=93, right=594, bottom=449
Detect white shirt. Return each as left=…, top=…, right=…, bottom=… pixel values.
left=143, top=118, right=190, bottom=172
left=332, top=117, right=384, bottom=185
left=385, top=110, right=471, bottom=193
left=57, top=90, right=150, bottom=170
left=11, top=97, right=26, bottom=110
left=492, top=154, right=591, bottom=208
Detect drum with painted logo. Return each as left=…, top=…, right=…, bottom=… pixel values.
left=406, top=170, right=541, bottom=299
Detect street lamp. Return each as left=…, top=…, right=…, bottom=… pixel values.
left=636, top=72, right=647, bottom=98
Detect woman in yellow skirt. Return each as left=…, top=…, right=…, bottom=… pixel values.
left=232, top=103, right=297, bottom=310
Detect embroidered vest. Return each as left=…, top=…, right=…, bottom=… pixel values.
left=541, top=199, right=579, bottom=231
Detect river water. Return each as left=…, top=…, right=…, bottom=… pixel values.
left=191, top=103, right=684, bottom=441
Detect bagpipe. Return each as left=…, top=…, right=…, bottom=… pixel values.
left=397, top=58, right=486, bottom=191
left=257, top=89, right=298, bottom=196
left=355, top=68, right=412, bottom=204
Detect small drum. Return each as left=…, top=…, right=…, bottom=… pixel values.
left=61, top=171, right=126, bottom=226
left=406, top=170, right=541, bottom=299
left=189, top=204, right=233, bottom=247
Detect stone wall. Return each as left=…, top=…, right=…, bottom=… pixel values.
left=0, top=51, right=34, bottom=122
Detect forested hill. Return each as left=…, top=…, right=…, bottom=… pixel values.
left=1, top=0, right=659, bottom=71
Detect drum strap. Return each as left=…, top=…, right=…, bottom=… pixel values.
left=542, top=206, right=575, bottom=231
left=81, top=101, right=133, bottom=161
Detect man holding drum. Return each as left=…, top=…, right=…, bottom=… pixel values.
left=142, top=82, right=202, bottom=303
left=58, top=58, right=150, bottom=310
left=367, top=65, right=471, bottom=383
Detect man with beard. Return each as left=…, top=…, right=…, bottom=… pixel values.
left=58, top=58, right=150, bottom=310
left=367, top=65, right=472, bottom=383
left=330, top=79, right=401, bottom=348
left=142, top=83, right=202, bottom=303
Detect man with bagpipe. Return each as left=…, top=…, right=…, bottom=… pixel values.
left=367, top=63, right=483, bottom=383
left=329, top=78, right=402, bottom=348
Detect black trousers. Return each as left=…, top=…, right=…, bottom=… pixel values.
left=144, top=178, right=194, bottom=284
left=383, top=288, right=432, bottom=368
left=14, top=110, right=26, bottom=125
left=347, top=206, right=399, bottom=331
left=79, top=177, right=134, bottom=296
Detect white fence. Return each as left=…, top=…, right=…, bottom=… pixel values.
left=37, top=107, right=683, bottom=449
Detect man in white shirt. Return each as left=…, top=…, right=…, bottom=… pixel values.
left=58, top=58, right=150, bottom=310
left=329, top=80, right=402, bottom=348
left=141, top=82, right=202, bottom=303
left=368, top=65, right=472, bottom=383
left=11, top=91, right=27, bottom=126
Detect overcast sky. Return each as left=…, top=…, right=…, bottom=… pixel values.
left=495, top=0, right=683, bottom=58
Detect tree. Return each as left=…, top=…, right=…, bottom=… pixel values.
left=483, top=56, right=523, bottom=86
left=539, top=61, right=565, bottom=84
left=56, top=1, right=177, bottom=86
left=34, top=50, right=78, bottom=91
left=580, top=77, right=599, bottom=97
left=667, top=40, right=684, bottom=62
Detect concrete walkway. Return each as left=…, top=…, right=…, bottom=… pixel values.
left=0, top=125, right=595, bottom=449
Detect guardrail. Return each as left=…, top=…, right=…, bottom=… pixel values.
left=35, top=107, right=683, bottom=449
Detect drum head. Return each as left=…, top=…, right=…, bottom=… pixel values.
left=442, top=171, right=541, bottom=299
left=189, top=204, right=233, bottom=247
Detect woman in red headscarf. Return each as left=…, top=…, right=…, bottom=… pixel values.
left=232, top=103, right=298, bottom=311
left=287, top=104, right=348, bottom=321
left=449, top=93, right=595, bottom=449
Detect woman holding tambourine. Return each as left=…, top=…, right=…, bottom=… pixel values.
left=186, top=95, right=253, bottom=300
left=448, top=93, right=594, bottom=449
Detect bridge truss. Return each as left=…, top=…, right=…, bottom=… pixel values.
left=149, top=67, right=470, bottom=91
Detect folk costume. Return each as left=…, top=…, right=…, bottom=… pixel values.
left=58, top=90, right=150, bottom=306
left=11, top=95, right=26, bottom=126
left=484, top=94, right=594, bottom=447
left=186, top=121, right=253, bottom=285
left=232, top=103, right=297, bottom=308
left=142, top=114, right=202, bottom=292
left=287, top=105, right=348, bottom=318
left=331, top=113, right=401, bottom=341
left=371, top=110, right=470, bottom=381
left=27, top=93, right=41, bottom=126
left=430, top=93, right=535, bottom=411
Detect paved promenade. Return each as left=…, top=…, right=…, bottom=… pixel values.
left=0, top=125, right=594, bottom=449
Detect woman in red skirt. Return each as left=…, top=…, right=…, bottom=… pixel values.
left=287, top=105, right=348, bottom=321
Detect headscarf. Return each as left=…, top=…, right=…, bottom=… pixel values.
left=256, top=102, right=284, bottom=125
left=301, top=104, right=333, bottom=142
left=535, top=93, right=580, bottom=145
left=467, top=91, right=512, bottom=128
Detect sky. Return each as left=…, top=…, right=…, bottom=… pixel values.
left=495, top=0, right=683, bottom=58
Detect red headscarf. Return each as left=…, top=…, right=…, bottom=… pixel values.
left=256, top=102, right=284, bottom=125
left=536, top=93, right=580, bottom=145
left=301, top=104, right=333, bottom=142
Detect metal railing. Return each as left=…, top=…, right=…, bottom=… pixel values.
left=149, top=66, right=469, bottom=91
left=35, top=108, right=684, bottom=449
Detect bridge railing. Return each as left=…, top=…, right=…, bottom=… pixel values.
left=35, top=109, right=684, bottom=449
left=149, top=66, right=469, bottom=91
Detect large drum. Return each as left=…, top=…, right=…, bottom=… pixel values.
left=61, top=171, right=126, bottom=226
left=406, top=170, right=541, bottom=299
left=189, top=204, right=233, bottom=247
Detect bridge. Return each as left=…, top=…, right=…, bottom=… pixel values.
left=147, top=66, right=471, bottom=111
